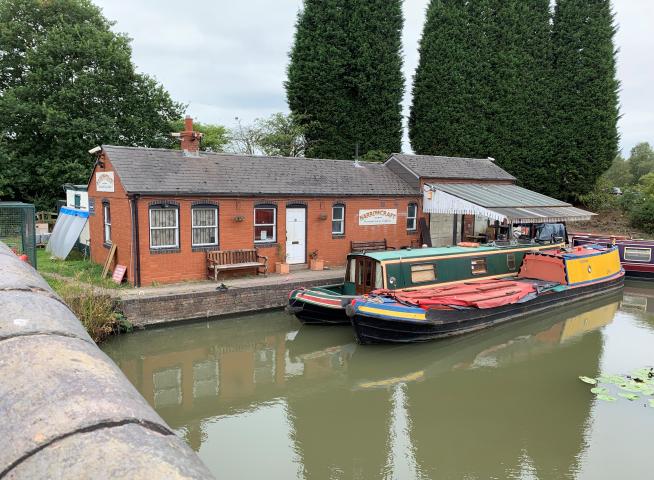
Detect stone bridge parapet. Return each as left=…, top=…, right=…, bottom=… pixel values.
left=0, top=242, right=214, bottom=479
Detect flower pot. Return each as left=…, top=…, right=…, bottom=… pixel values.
left=310, top=258, right=324, bottom=271
left=276, top=262, right=290, bottom=274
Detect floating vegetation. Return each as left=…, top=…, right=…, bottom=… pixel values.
left=579, top=367, right=654, bottom=407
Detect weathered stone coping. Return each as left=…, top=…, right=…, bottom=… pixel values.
left=0, top=242, right=214, bottom=479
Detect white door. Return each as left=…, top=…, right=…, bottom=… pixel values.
left=286, top=208, right=306, bottom=264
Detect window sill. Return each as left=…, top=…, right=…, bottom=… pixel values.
left=103, top=242, right=112, bottom=249
left=192, top=245, right=220, bottom=253
left=407, top=230, right=418, bottom=234
left=332, top=234, right=346, bottom=240
left=254, top=242, right=278, bottom=248
left=149, top=248, right=181, bottom=255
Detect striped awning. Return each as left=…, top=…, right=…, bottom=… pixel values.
left=423, top=183, right=595, bottom=223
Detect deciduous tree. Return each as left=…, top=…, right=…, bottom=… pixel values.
left=0, top=0, right=184, bottom=209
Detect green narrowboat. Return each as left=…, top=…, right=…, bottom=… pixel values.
left=287, top=242, right=563, bottom=325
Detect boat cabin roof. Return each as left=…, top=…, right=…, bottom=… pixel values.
left=358, top=245, right=500, bottom=261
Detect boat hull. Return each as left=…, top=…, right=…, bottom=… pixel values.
left=348, top=274, right=625, bottom=344
left=287, top=301, right=351, bottom=325
left=571, top=235, right=654, bottom=279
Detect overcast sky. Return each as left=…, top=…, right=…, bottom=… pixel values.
left=95, top=0, right=652, bottom=156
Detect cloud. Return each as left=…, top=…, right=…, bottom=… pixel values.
left=95, top=0, right=652, bottom=154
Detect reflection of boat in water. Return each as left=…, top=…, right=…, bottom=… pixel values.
left=102, top=293, right=620, bottom=476
left=349, top=245, right=624, bottom=344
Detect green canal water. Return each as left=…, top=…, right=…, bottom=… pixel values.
left=102, top=281, right=654, bottom=479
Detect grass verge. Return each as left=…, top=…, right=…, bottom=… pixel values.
left=37, top=248, right=127, bottom=289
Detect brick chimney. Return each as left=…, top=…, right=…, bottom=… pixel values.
left=178, top=116, right=203, bottom=157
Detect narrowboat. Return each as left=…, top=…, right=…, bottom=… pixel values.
left=347, top=245, right=624, bottom=344
left=287, top=241, right=564, bottom=325
left=570, top=233, right=654, bottom=279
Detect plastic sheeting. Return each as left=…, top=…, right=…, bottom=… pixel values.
left=46, top=207, right=89, bottom=259
left=536, top=223, right=566, bottom=242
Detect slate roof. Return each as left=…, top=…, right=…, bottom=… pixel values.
left=389, top=154, right=516, bottom=181
left=102, top=146, right=418, bottom=196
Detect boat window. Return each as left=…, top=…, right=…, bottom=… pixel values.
left=411, top=264, right=436, bottom=283
left=624, top=247, right=651, bottom=262
left=507, top=254, right=516, bottom=270
left=375, top=263, right=383, bottom=288
left=471, top=257, right=488, bottom=275
left=347, top=258, right=357, bottom=282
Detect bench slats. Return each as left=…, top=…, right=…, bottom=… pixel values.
left=206, top=249, right=268, bottom=280
left=350, top=239, right=394, bottom=253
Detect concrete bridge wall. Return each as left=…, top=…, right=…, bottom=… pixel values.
left=0, top=242, right=214, bottom=479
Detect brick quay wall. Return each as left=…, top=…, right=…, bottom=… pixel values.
left=119, top=275, right=343, bottom=327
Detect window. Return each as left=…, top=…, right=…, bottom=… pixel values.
left=411, top=263, right=436, bottom=283
left=74, top=194, right=81, bottom=209
left=103, top=202, right=111, bottom=244
left=507, top=254, right=516, bottom=270
left=471, top=257, right=488, bottom=275
left=192, top=206, right=218, bottom=246
left=332, top=204, right=345, bottom=235
left=347, top=257, right=357, bottom=283
left=624, top=247, right=651, bottom=262
left=407, top=203, right=418, bottom=231
left=375, top=262, right=384, bottom=289
left=150, top=206, right=179, bottom=249
left=254, top=206, right=276, bottom=243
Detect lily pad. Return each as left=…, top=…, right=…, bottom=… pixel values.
left=579, top=376, right=597, bottom=385
left=590, top=387, right=608, bottom=395
left=618, top=392, right=639, bottom=401
left=601, top=375, right=625, bottom=385
left=597, top=394, right=617, bottom=402
left=649, top=399, right=654, bottom=408
left=619, top=383, right=644, bottom=393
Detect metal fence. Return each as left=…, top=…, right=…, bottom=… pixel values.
left=0, top=202, right=36, bottom=267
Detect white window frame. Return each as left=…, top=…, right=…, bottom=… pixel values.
left=191, top=206, right=218, bottom=247
left=103, top=203, right=111, bottom=244
left=149, top=207, right=179, bottom=249
left=624, top=247, right=652, bottom=263
left=407, top=203, right=418, bottom=231
left=332, top=205, right=345, bottom=235
left=254, top=206, right=277, bottom=243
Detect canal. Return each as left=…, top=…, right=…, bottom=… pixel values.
left=102, top=281, right=654, bottom=479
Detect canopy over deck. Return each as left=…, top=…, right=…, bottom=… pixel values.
left=423, top=183, right=595, bottom=223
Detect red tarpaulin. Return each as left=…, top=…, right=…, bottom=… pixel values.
left=373, top=279, right=536, bottom=310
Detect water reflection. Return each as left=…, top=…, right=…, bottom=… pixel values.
left=102, top=286, right=654, bottom=479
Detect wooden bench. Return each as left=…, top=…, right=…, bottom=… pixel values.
left=206, top=249, right=268, bottom=281
left=350, top=239, right=395, bottom=253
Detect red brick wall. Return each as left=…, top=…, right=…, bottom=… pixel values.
left=134, top=196, right=422, bottom=285
left=88, top=154, right=426, bottom=286
left=88, top=154, right=135, bottom=283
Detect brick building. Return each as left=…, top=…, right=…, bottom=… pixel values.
left=87, top=119, right=528, bottom=286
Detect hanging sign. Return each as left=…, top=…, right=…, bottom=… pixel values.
left=358, top=209, right=397, bottom=226
left=96, top=172, right=115, bottom=193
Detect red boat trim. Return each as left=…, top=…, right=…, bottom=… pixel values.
left=296, top=292, right=343, bottom=308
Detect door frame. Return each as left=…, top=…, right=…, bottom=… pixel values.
left=285, top=206, right=307, bottom=264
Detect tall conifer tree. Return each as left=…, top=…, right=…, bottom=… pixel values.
left=410, top=0, right=554, bottom=193
left=286, top=0, right=403, bottom=159
left=551, top=0, right=619, bottom=201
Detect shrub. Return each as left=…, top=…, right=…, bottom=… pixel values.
left=629, top=196, right=654, bottom=234
left=51, top=281, right=130, bottom=343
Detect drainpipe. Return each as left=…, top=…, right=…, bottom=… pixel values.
left=130, top=194, right=141, bottom=287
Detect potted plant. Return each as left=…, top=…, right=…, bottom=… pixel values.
left=275, top=244, right=290, bottom=274
left=309, top=250, right=324, bottom=271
